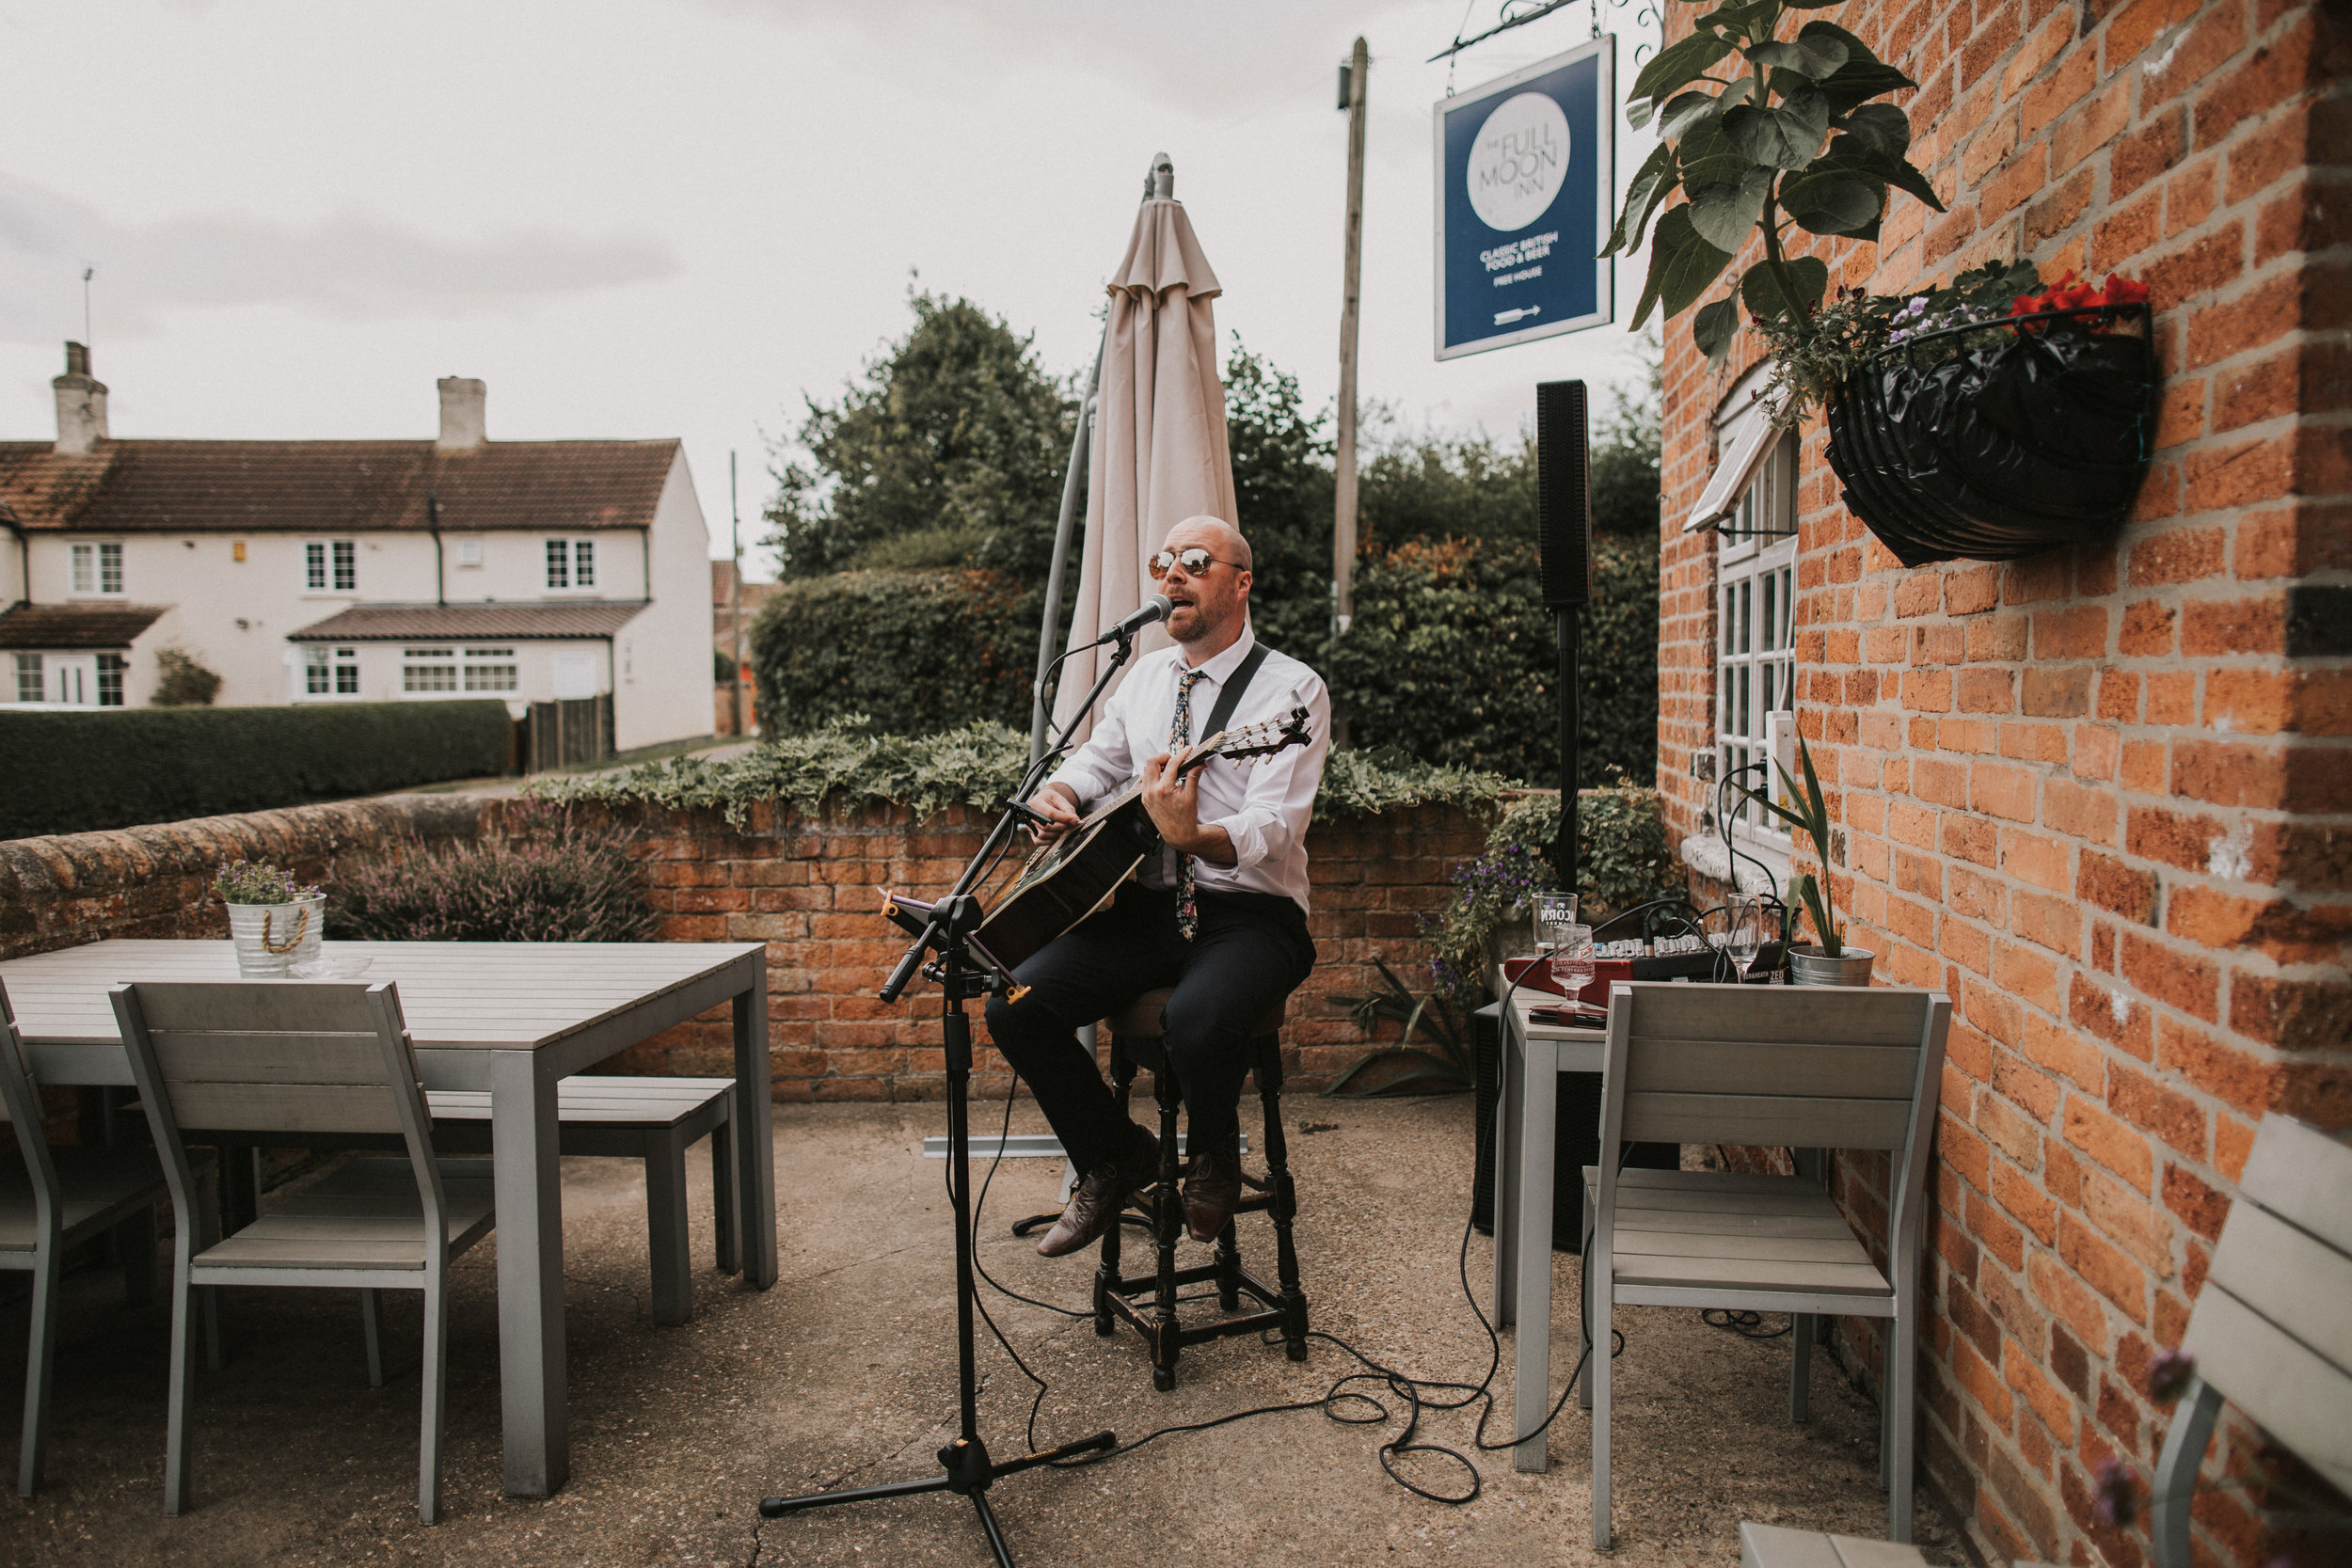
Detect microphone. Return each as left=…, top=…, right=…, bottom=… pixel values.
left=1089, top=594, right=1171, bottom=647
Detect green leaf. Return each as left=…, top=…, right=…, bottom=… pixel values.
left=1629, top=28, right=1737, bottom=108
left=1693, top=296, right=1742, bottom=364
left=1780, top=170, right=1883, bottom=235
left=1724, top=92, right=1830, bottom=169
left=1689, top=166, right=1772, bottom=250
left=1603, top=141, right=1679, bottom=257
left=1815, top=44, right=1917, bottom=114
left=1627, top=95, right=1657, bottom=131
left=1821, top=137, right=1945, bottom=212
left=1676, top=116, right=1749, bottom=192
left=1655, top=78, right=1751, bottom=142
left=1839, top=102, right=1912, bottom=157
left=1749, top=29, right=1849, bottom=79
left=1740, top=255, right=1831, bottom=330
left=1632, top=205, right=1736, bottom=330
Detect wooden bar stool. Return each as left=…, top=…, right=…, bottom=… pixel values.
left=1092, top=987, right=1308, bottom=1390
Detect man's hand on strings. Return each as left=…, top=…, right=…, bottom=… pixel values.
left=1025, top=784, right=1083, bottom=845
left=1139, top=752, right=1202, bottom=851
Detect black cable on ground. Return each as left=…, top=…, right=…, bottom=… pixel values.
left=952, top=967, right=1628, bottom=1508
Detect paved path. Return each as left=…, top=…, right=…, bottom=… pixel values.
left=0, top=1098, right=1971, bottom=1565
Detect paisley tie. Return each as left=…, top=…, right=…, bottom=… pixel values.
left=1170, top=667, right=1207, bottom=941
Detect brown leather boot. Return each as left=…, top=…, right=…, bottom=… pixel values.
left=1034, top=1125, right=1159, bottom=1258
left=1182, top=1138, right=1244, bottom=1244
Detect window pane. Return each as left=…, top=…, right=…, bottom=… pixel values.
left=546, top=539, right=569, bottom=589
left=1738, top=579, right=1752, bottom=656
left=463, top=646, right=518, bottom=691
left=98, top=543, right=122, bottom=594
left=335, top=661, right=359, bottom=695
left=331, top=539, right=356, bottom=592
left=72, top=544, right=92, bottom=594
left=573, top=540, right=595, bottom=588
left=14, top=653, right=40, bottom=704
left=307, top=542, right=326, bottom=591
left=305, top=648, right=330, bottom=695
left=403, top=646, right=457, bottom=693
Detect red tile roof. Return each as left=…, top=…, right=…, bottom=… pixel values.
left=0, top=438, right=679, bottom=535
left=0, top=602, right=170, bottom=649
left=287, top=600, right=648, bottom=641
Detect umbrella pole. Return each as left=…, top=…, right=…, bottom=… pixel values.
left=1029, top=328, right=1105, bottom=764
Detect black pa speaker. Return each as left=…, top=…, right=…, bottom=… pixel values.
left=1535, top=379, right=1594, bottom=610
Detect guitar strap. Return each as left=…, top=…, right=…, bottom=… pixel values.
left=1199, top=641, right=1273, bottom=743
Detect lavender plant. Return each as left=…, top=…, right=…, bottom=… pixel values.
left=212, top=861, right=320, bottom=906
left=327, top=811, right=658, bottom=943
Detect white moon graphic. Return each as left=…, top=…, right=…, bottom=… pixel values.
left=1468, top=91, right=1572, bottom=232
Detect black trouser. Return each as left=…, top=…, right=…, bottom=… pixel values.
left=982, top=885, right=1314, bottom=1175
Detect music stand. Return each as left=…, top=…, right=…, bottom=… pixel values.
left=758, top=626, right=1147, bottom=1566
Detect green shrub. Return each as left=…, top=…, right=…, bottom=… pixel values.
left=1326, top=534, right=1658, bottom=788
left=532, top=717, right=1508, bottom=829
left=151, top=647, right=222, bottom=707
left=0, top=701, right=514, bottom=841
left=328, top=808, right=657, bottom=942
left=748, top=568, right=1043, bottom=736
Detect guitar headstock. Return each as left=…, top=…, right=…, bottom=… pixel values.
left=1175, top=705, right=1314, bottom=778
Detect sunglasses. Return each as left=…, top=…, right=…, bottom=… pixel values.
left=1148, top=547, right=1242, bottom=580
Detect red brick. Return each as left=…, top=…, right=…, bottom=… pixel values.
left=2109, top=1061, right=2207, bottom=1162
left=2193, top=11, right=2326, bottom=148
left=2053, top=76, right=2136, bottom=173
left=2111, top=104, right=2189, bottom=198
left=2033, top=606, right=2107, bottom=659
left=2120, top=929, right=2220, bottom=1022
left=2170, top=739, right=2285, bottom=810
left=2042, top=780, right=2118, bottom=845
left=1973, top=762, right=2040, bottom=823
left=2185, top=273, right=2299, bottom=370
left=2156, top=1017, right=2275, bottom=1119
left=2183, top=435, right=2294, bottom=514
left=2026, top=167, right=2099, bottom=247
left=2077, top=851, right=2157, bottom=923
left=2161, top=1163, right=2232, bottom=1242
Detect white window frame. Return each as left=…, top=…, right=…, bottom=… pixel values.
left=402, top=645, right=459, bottom=695
left=96, top=652, right=124, bottom=707
left=461, top=645, right=518, bottom=693
left=12, top=653, right=42, bottom=704
left=545, top=536, right=597, bottom=593
left=303, top=644, right=362, bottom=699
left=1715, top=432, right=1799, bottom=852
left=69, top=541, right=124, bottom=597
left=305, top=538, right=358, bottom=594
left=454, top=536, right=484, bottom=568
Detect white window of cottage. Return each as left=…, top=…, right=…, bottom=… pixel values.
left=305, top=539, right=358, bottom=593
left=1715, top=434, right=1798, bottom=848
left=546, top=537, right=597, bottom=591
left=305, top=645, right=360, bottom=697
left=462, top=646, right=518, bottom=691
left=71, top=541, right=123, bottom=596
left=402, top=645, right=458, bottom=693
left=12, top=653, right=42, bottom=704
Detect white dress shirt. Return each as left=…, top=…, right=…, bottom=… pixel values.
left=1044, top=622, right=1330, bottom=914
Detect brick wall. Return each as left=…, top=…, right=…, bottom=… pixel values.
left=1653, top=3, right=2349, bottom=1564
left=501, top=799, right=1488, bottom=1100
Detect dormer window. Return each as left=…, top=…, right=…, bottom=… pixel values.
left=305, top=539, right=358, bottom=594
left=546, top=537, right=596, bottom=591
left=70, top=541, right=123, bottom=596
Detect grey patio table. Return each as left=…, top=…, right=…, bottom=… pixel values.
left=0, top=937, right=775, bottom=1497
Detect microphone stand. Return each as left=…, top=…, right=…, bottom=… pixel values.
left=759, top=623, right=1148, bottom=1567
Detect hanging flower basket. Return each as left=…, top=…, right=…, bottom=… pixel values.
left=1824, top=299, right=2159, bottom=569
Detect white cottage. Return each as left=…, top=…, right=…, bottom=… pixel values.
left=0, top=344, right=713, bottom=754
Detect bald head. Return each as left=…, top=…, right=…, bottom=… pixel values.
left=1157, top=514, right=1253, bottom=655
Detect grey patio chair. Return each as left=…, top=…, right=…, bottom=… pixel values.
left=1582, top=981, right=1949, bottom=1548
left=109, top=980, right=495, bottom=1524
left=0, top=980, right=173, bottom=1497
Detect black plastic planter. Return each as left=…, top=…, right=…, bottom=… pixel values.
left=1824, top=304, right=2160, bottom=568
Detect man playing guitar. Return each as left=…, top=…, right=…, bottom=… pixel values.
left=986, top=514, right=1331, bottom=1258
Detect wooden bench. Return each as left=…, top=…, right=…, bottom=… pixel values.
left=425, top=1075, right=739, bottom=1327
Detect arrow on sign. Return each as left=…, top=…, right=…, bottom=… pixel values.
left=1492, top=306, right=1543, bottom=325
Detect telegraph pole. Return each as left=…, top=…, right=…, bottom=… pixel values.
left=728, top=451, right=745, bottom=736
left=1333, top=36, right=1368, bottom=747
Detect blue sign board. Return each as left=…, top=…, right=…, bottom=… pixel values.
left=1432, top=38, right=1615, bottom=359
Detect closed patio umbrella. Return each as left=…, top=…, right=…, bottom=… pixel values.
left=1044, top=153, right=1238, bottom=746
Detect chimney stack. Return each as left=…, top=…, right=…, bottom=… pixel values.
left=437, top=376, right=486, bottom=449
left=54, top=341, right=108, bottom=454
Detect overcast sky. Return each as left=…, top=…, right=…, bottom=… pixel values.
left=0, top=0, right=1660, bottom=574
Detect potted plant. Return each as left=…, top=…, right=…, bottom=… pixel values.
left=1605, top=8, right=2159, bottom=566
left=1739, top=736, right=1872, bottom=986
left=214, top=860, right=324, bottom=977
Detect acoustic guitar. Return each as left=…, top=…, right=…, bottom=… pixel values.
left=972, top=706, right=1314, bottom=971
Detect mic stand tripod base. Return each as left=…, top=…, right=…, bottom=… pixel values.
left=759, top=1430, right=1117, bottom=1568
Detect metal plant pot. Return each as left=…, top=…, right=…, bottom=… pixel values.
left=1788, top=944, right=1875, bottom=987
left=226, top=895, right=325, bottom=977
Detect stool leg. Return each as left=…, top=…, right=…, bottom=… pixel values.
left=711, top=1114, right=740, bottom=1277
left=1215, top=1215, right=1242, bottom=1312
left=646, top=1139, right=691, bottom=1327
left=1152, top=1067, right=1183, bottom=1392
left=1257, top=1037, right=1309, bottom=1362
left=1094, top=1038, right=1136, bottom=1338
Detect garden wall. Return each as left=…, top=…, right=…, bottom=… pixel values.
left=1653, top=3, right=2348, bottom=1566
left=480, top=798, right=1486, bottom=1100
left=0, top=795, right=1484, bottom=1101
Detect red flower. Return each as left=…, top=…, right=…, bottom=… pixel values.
left=2008, top=269, right=2146, bottom=332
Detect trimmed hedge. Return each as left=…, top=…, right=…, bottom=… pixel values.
left=0, top=701, right=514, bottom=840
left=749, top=568, right=1042, bottom=735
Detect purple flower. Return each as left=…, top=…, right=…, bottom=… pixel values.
left=2146, top=1347, right=2196, bottom=1402
left=2092, top=1456, right=2138, bottom=1528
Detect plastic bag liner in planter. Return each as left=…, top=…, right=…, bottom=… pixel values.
left=1825, top=304, right=2159, bottom=569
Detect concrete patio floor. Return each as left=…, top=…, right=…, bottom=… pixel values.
left=0, top=1097, right=1973, bottom=1566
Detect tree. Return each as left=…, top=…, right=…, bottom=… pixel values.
left=1222, top=339, right=1334, bottom=657
left=1590, top=333, right=1663, bottom=538
left=763, top=291, right=1077, bottom=579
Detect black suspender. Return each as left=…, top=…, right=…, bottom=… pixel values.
left=1199, top=642, right=1274, bottom=742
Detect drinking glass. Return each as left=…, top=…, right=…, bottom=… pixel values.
left=1723, top=895, right=1764, bottom=973
left=1548, top=923, right=1597, bottom=997
left=1532, top=891, right=1580, bottom=954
